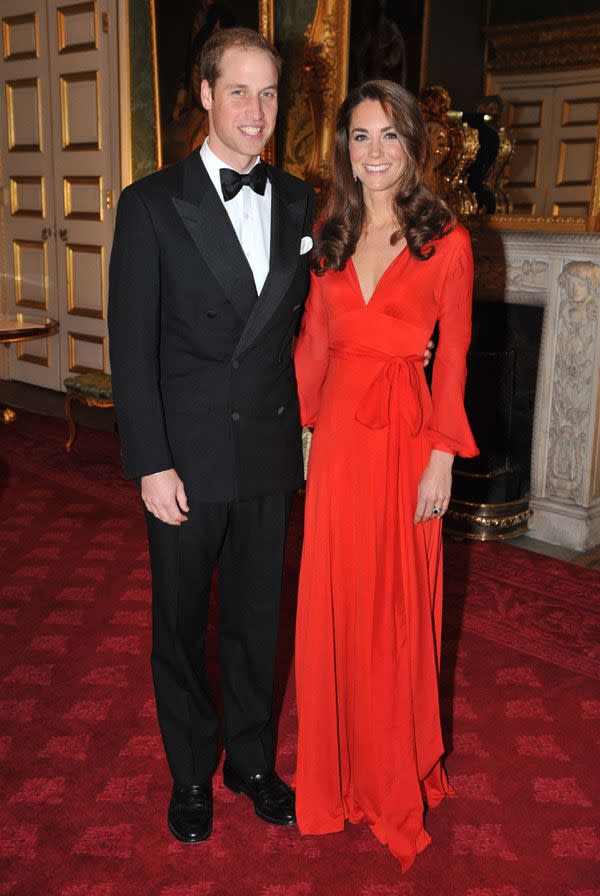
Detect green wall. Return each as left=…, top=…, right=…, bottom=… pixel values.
left=129, top=0, right=160, bottom=181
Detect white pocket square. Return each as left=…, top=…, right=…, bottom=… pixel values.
left=300, top=236, right=313, bottom=255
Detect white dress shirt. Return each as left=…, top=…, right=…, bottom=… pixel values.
left=200, top=138, right=271, bottom=294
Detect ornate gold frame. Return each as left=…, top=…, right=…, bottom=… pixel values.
left=260, top=0, right=350, bottom=191
left=484, top=14, right=600, bottom=233
left=298, top=0, right=350, bottom=192
left=258, top=0, right=274, bottom=42
left=148, top=0, right=162, bottom=170
left=143, top=1, right=349, bottom=185
left=257, top=0, right=275, bottom=166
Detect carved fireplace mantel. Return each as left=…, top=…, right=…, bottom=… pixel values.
left=471, top=226, right=600, bottom=551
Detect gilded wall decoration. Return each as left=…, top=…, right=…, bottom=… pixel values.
left=280, top=0, right=350, bottom=194
left=418, top=86, right=479, bottom=220
left=546, top=260, right=600, bottom=505
left=485, top=13, right=600, bottom=74
left=484, top=126, right=514, bottom=214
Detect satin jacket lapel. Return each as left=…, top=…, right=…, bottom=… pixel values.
left=234, top=172, right=305, bottom=360
left=172, top=152, right=257, bottom=321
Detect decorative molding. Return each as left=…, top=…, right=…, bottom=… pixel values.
left=486, top=213, right=593, bottom=233
left=471, top=224, right=600, bottom=254
left=531, top=495, right=600, bottom=517
left=485, top=13, right=600, bottom=74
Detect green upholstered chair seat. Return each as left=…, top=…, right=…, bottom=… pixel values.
left=64, top=372, right=113, bottom=402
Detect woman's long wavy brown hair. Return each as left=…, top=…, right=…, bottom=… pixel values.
left=314, top=80, right=454, bottom=273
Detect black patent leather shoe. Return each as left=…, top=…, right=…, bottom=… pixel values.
left=168, top=783, right=213, bottom=843
left=222, top=761, right=296, bottom=826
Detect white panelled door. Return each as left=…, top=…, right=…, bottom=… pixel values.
left=489, top=68, right=600, bottom=220
left=1, top=0, right=60, bottom=386
left=0, top=0, right=120, bottom=389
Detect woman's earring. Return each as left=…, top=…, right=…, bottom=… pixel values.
left=352, top=168, right=358, bottom=182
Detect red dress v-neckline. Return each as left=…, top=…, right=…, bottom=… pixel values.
left=349, top=242, right=409, bottom=307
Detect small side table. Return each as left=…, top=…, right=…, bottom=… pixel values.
left=64, top=372, right=114, bottom=451
left=0, top=315, right=59, bottom=423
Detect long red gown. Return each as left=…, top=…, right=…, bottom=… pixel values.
left=293, top=224, right=478, bottom=870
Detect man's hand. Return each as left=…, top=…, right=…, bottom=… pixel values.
left=141, top=469, right=189, bottom=525
left=423, top=339, right=435, bottom=368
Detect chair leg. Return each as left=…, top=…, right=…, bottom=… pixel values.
left=65, top=393, right=77, bottom=452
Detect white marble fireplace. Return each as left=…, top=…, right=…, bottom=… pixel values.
left=472, top=228, right=600, bottom=552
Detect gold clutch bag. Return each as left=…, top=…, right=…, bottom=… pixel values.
left=301, top=426, right=313, bottom=480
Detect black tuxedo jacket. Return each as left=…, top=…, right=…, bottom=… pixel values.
left=108, top=151, right=316, bottom=501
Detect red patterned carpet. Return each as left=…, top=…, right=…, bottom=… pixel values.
left=1, top=412, right=599, bottom=896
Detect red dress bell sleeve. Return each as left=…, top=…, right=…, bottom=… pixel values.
left=294, top=271, right=330, bottom=427
left=424, top=228, right=479, bottom=458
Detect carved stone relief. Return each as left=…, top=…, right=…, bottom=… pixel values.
left=474, top=254, right=550, bottom=297
left=505, top=259, right=550, bottom=293
left=546, top=260, right=600, bottom=504
left=473, top=254, right=506, bottom=296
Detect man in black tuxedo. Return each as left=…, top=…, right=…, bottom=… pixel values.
left=108, top=27, right=314, bottom=843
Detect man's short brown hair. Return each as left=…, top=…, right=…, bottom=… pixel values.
left=200, top=27, right=282, bottom=90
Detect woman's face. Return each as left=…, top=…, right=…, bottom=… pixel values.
left=348, top=99, right=407, bottom=197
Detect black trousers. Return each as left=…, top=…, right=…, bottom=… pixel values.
left=145, top=493, right=292, bottom=787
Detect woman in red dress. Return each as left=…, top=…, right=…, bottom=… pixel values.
left=293, top=80, right=478, bottom=870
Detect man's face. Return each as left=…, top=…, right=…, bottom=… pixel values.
left=201, top=47, right=278, bottom=171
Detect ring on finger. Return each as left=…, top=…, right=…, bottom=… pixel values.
left=432, top=505, right=442, bottom=517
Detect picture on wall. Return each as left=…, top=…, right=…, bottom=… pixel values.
left=153, top=0, right=259, bottom=166
left=348, top=0, right=426, bottom=96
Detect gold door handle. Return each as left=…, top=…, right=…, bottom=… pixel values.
left=41, top=227, right=52, bottom=240
left=59, top=228, right=68, bottom=242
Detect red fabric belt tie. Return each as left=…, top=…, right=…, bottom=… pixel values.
left=330, top=348, right=425, bottom=435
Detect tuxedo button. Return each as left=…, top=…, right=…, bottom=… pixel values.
left=206, top=310, right=217, bottom=319
left=232, top=360, right=240, bottom=369
left=231, top=411, right=240, bottom=422
left=277, top=406, right=285, bottom=415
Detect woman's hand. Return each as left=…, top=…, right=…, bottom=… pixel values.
left=414, top=449, right=454, bottom=524
left=423, top=339, right=435, bottom=368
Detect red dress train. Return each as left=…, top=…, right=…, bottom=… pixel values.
left=293, top=224, right=478, bottom=870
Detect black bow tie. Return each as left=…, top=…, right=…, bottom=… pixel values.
left=219, top=162, right=268, bottom=201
